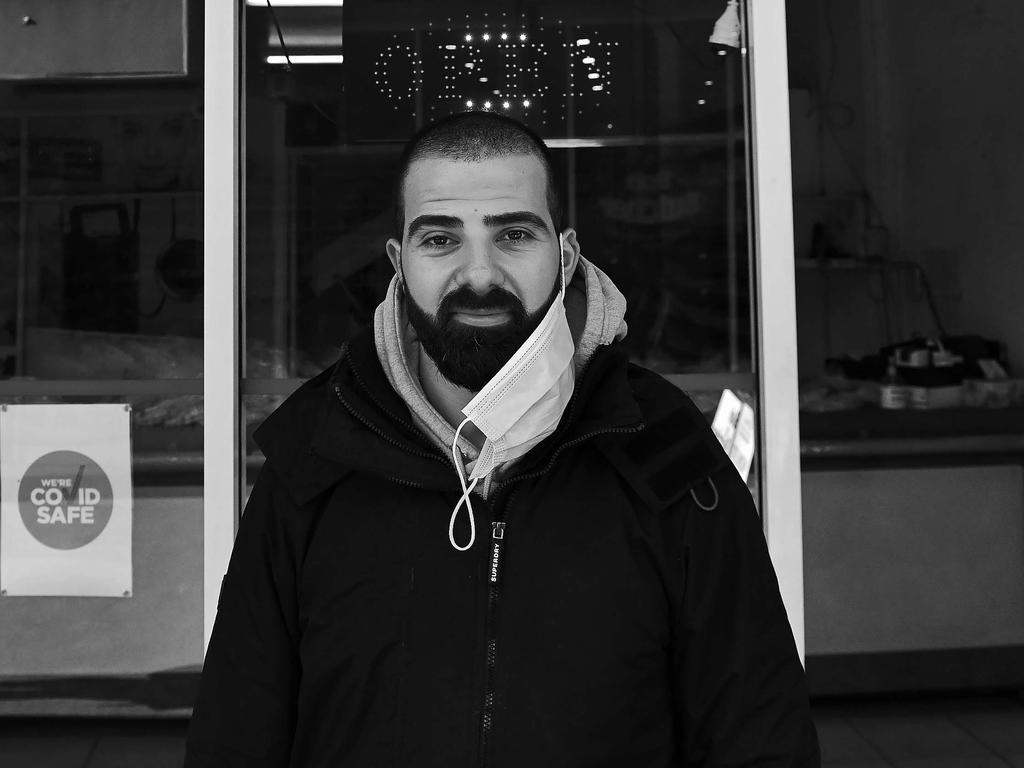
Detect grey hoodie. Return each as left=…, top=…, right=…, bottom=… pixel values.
left=373, top=256, right=628, bottom=496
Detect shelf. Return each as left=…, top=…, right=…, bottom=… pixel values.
left=133, top=451, right=265, bottom=476
left=242, top=378, right=306, bottom=396
left=801, top=433, right=1024, bottom=459
left=0, top=190, right=202, bottom=204
left=239, top=372, right=757, bottom=398
left=663, top=372, right=755, bottom=392
left=795, top=257, right=918, bottom=271
left=288, top=131, right=741, bottom=155
left=0, top=379, right=203, bottom=396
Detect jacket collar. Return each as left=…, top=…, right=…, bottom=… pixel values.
left=256, top=324, right=726, bottom=509
left=262, top=325, right=641, bottom=495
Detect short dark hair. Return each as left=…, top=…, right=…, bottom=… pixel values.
left=392, top=111, right=564, bottom=238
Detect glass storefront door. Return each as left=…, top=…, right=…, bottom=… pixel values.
left=236, top=0, right=804, bottom=651
left=241, top=0, right=758, bottom=476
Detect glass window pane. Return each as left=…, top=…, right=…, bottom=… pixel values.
left=243, top=0, right=760, bottom=500
left=788, top=0, right=1024, bottom=682
left=0, top=7, right=204, bottom=714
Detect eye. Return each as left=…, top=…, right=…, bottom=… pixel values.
left=500, top=229, right=533, bottom=243
left=424, top=234, right=455, bottom=248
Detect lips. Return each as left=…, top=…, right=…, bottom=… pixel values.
left=450, top=309, right=513, bottom=327
left=438, top=286, right=525, bottom=331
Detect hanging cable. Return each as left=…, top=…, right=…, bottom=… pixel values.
left=265, top=0, right=293, bottom=72
left=262, top=0, right=340, bottom=126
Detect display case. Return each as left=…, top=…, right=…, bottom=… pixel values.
left=787, top=0, right=1024, bottom=693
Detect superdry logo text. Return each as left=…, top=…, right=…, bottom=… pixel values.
left=490, top=542, right=501, bottom=583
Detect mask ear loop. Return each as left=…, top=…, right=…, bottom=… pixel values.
left=558, top=233, right=567, bottom=298
left=449, top=416, right=479, bottom=551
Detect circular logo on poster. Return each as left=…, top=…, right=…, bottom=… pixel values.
left=18, top=451, right=114, bottom=550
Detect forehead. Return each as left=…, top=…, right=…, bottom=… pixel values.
left=401, top=154, right=548, bottom=221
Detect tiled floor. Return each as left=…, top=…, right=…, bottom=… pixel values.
left=0, top=693, right=1022, bottom=767
left=0, top=719, right=185, bottom=768
left=812, top=693, right=1024, bottom=767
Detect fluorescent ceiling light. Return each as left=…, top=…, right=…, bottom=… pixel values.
left=248, top=1, right=343, bottom=6
left=266, top=32, right=343, bottom=46
left=266, top=54, right=344, bottom=64
left=545, top=138, right=605, bottom=148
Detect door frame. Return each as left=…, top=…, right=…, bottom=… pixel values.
left=201, top=0, right=806, bottom=659
left=202, top=0, right=241, bottom=651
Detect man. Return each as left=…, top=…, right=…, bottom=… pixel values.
left=186, top=112, right=819, bottom=767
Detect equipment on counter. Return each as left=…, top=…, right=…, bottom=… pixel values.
left=807, top=334, right=1021, bottom=411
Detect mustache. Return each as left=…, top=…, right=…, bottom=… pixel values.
left=438, top=286, right=525, bottom=321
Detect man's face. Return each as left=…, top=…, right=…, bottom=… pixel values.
left=386, top=153, right=566, bottom=391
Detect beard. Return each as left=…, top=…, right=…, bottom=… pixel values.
left=405, top=277, right=561, bottom=392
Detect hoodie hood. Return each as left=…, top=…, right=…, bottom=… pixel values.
left=373, top=255, right=628, bottom=473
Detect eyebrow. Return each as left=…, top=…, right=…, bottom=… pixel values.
left=406, top=214, right=463, bottom=239
left=405, top=210, right=552, bottom=240
left=483, top=211, right=551, bottom=233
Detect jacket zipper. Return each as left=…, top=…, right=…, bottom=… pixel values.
left=477, top=421, right=644, bottom=767
left=339, top=354, right=646, bottom=763
left=478, top=493, right=512, bottom=768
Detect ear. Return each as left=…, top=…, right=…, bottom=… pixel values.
left=560, top=228, right=582, bottom=285
left=385, top=237, right=403, bottom=280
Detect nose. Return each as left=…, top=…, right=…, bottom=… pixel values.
left=458, top=241, right=502, bottom=294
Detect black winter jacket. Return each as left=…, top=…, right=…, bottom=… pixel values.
left=185, top=327, right=819, bottom=767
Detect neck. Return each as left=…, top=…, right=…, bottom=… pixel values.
left=417, top=351, right=487, bottom=449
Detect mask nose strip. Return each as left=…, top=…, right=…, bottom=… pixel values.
left=449, top=416, right=479, bottom=551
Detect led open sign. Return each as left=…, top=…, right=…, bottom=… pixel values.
left=345, top=4, right=630, bottom=139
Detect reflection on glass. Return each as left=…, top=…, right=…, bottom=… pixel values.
left=0, top=118, right=19, bottom=196
left=689, top=388, right=760, bottom=503
left=244, top=0, right=751, bottom=379
left=27, top=112, right=201, bottom=196
left=1, top=109, right=203, bottom=383
left=561, top=141, right=748, bottom=372
left=0, top=203, right=16, bottom=376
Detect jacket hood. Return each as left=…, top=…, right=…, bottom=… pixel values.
left=371, top=255, right=628, bottom=471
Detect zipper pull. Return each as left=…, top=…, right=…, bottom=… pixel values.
left=489, top=522, right=506, bottom=584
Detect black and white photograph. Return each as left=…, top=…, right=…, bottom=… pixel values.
left=0, top=1, right=1022, bottom=766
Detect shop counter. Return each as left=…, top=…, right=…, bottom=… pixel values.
left=799, top=407, right=1024, bottom=695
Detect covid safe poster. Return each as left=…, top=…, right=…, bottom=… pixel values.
left=1, top=404, right=132, bottom=597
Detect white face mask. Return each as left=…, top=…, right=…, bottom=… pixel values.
left=448, top=235, right=576, bottom=551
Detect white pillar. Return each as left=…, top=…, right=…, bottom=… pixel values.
left=203, top=0, right=241, bottom=652
left=746, top=0, right=806, bottom=661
